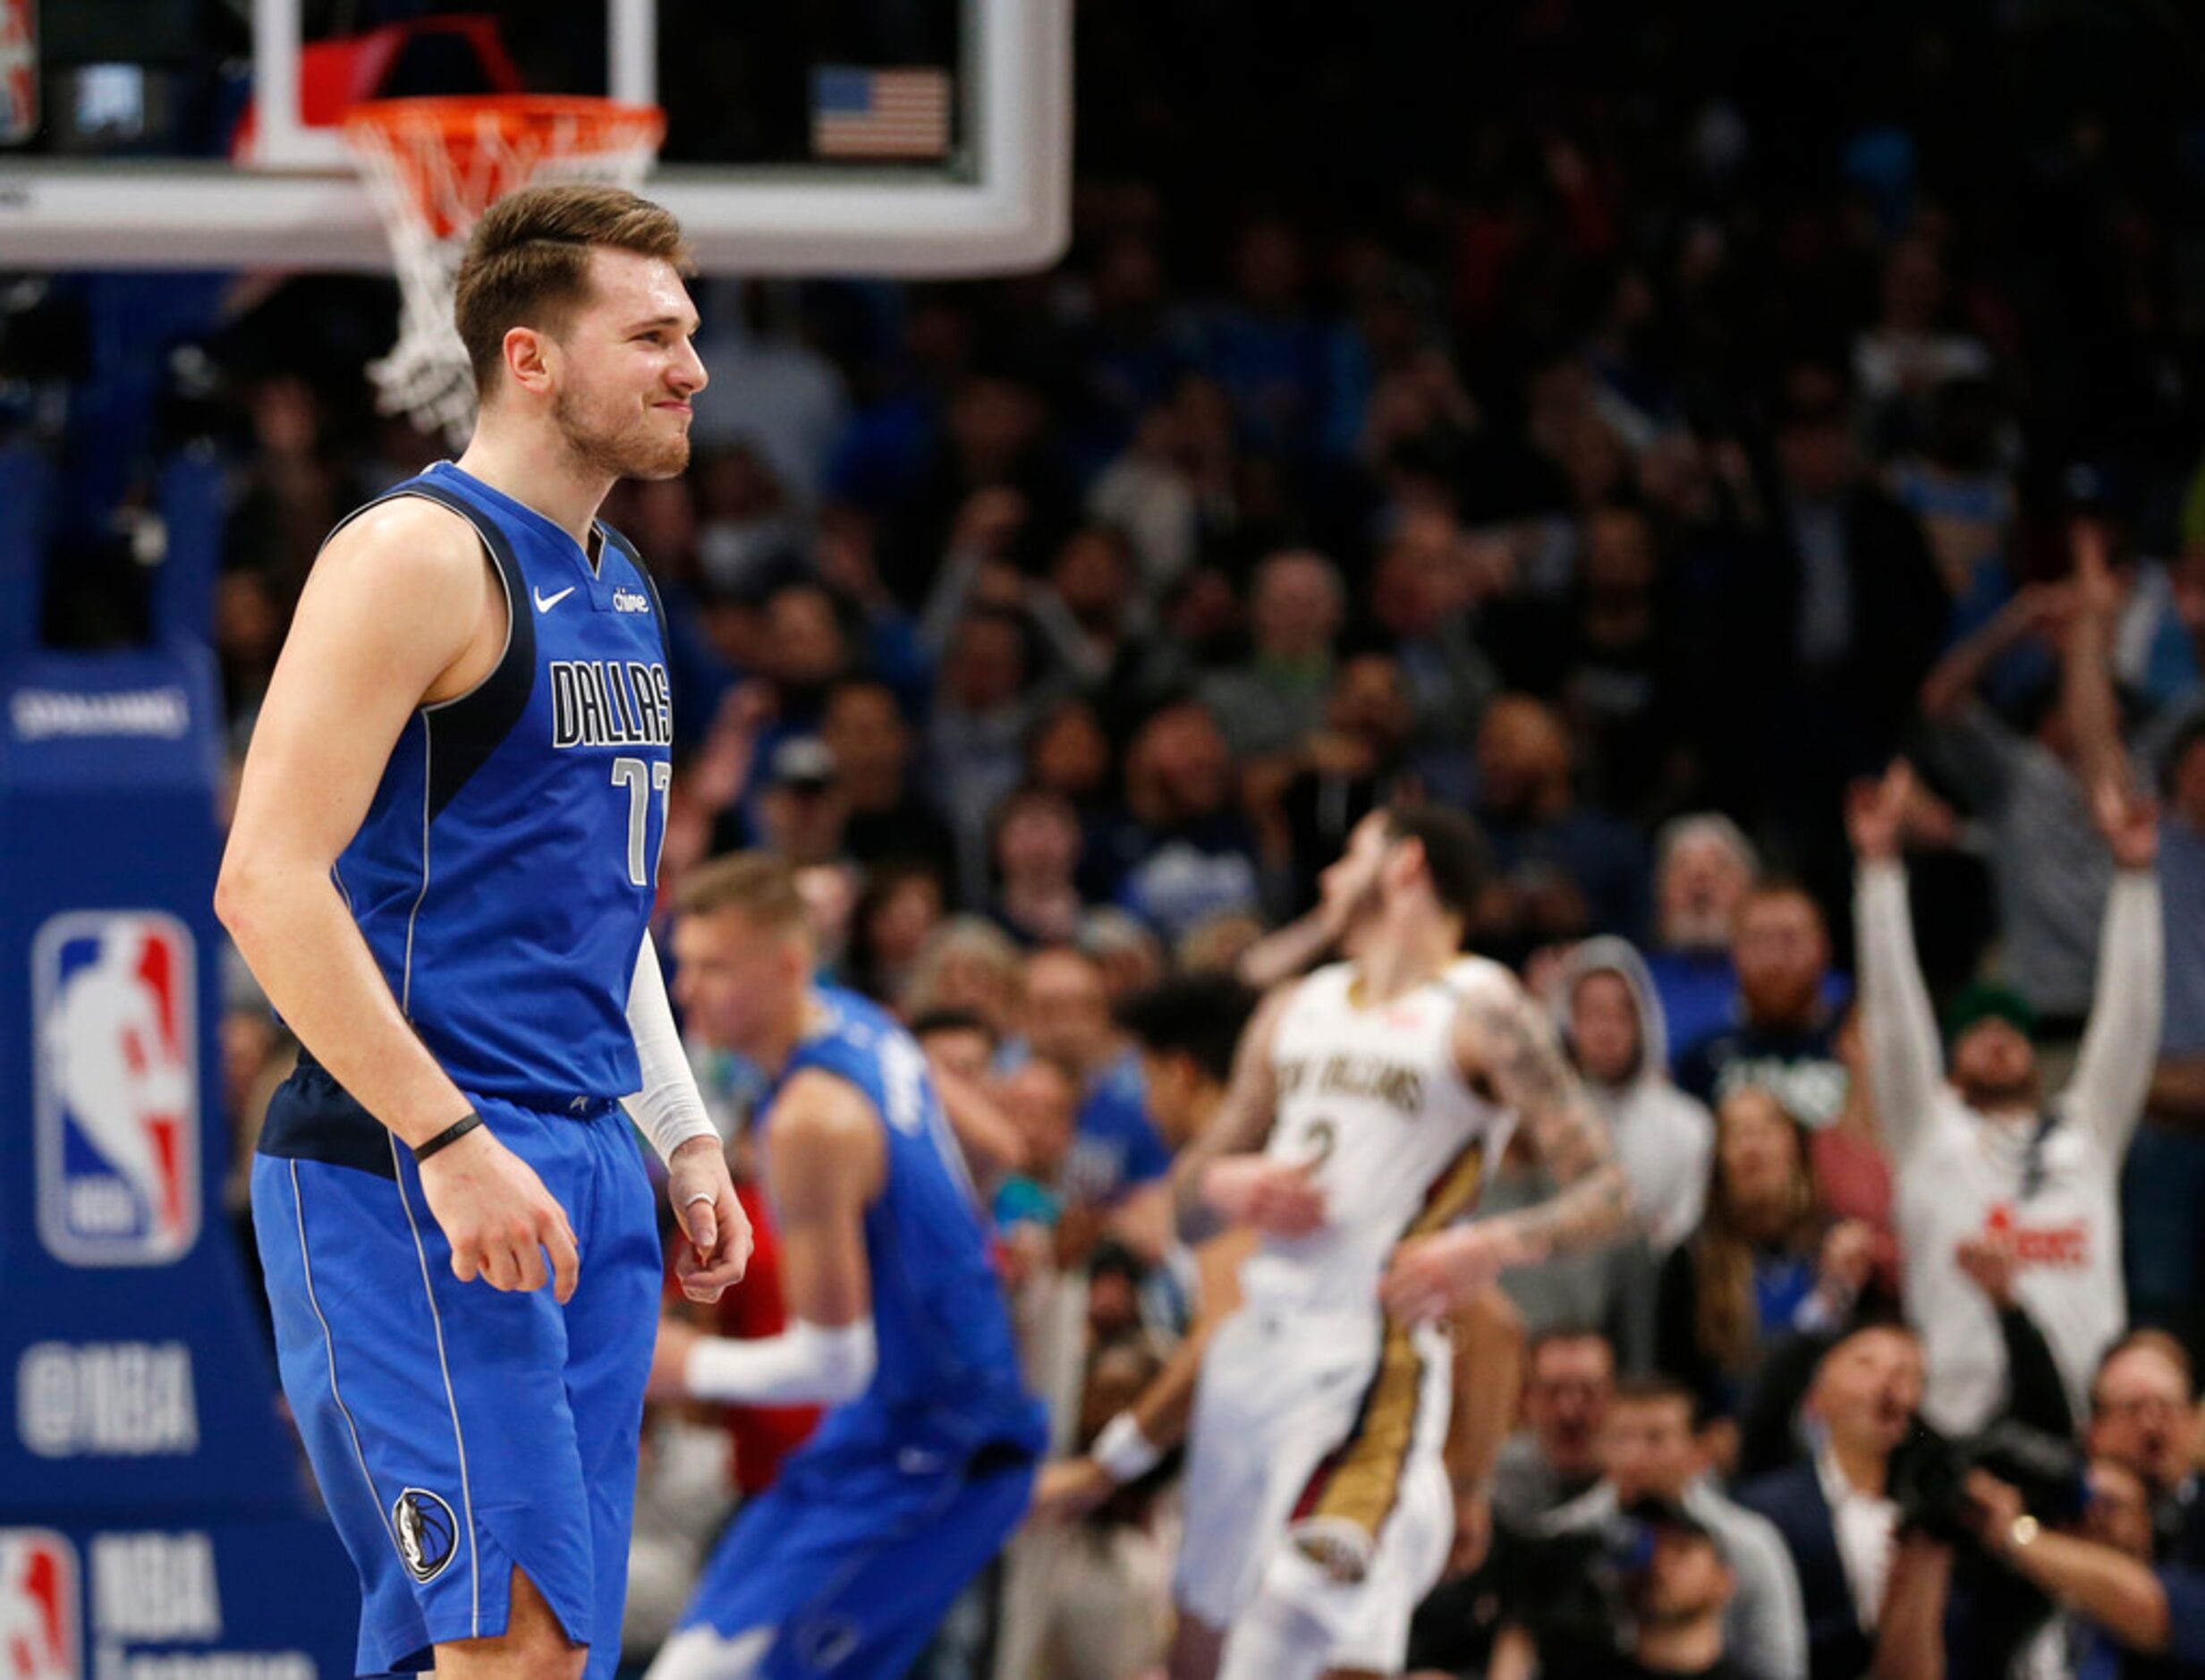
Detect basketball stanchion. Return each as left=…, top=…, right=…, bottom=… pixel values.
left=0, top=459, right=358, bottom=1677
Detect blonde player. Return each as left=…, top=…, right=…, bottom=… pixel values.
left=1166, top=806, right=1633, bottom=1680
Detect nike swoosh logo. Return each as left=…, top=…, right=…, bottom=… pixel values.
left=533, top=585, right=576, bottom=613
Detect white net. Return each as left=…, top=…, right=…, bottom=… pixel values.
left=343, top=98, right=666, bottom=447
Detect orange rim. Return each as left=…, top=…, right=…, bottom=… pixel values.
left=342, top=96, right=666, bottom=238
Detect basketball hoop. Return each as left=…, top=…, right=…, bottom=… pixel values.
left=343, top=96, right=666, bottom=446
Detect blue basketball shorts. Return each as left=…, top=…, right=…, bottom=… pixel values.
left=654, top=1428, right=1037, bottom=1679
left=251, top=1063, right=659, bottom=1677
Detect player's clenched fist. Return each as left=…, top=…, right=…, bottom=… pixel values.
left=417, top=1125, right=581, bottom=1302
left=666, top=1133, right=753, bottom=1302
left=1200, top=1155, right=1327, bottom=1235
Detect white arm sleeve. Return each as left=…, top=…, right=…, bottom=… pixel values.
left=2065, top=869, right=2164, bottom=1158
left=623, top=933, right=721, bottom=1163
left=684, top=1319, right=878, bottom=1406
left=1854, top=861, right=1945, bottom=1164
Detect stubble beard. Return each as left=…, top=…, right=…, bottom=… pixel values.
left=555, top=387, right=691, bottom=482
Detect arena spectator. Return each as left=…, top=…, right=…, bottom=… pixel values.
left=1016, top=946, right=1171, bottom=1220
left=1850, top=759, right=2161, bottom=1433
left=1556, top=503, right=1693, bottom=820
left=1197, top=548, right=1344, bottom=759
left=1472, top=693, right=1651, bottom=963
left=2088, top=1332, right=2203, bottom=1545
left=932, top=607, right=1050, bottom=895
left=1555, top=938, right=1715, bottom=1255
left=844, top=861, right=946, bottom=1006
left=1736, top=1321, right=1927, bottom=1680
left=1089, top=697, right=1264, bottom=940
left=818, top=676, right=958, bottom=886
left=1645, top=813, right=1761, bottom=1066
left=988, top=785, right=1089, bottom=948
left=1675, top=883, right=1847, bottom=1129
left=1614, top=1511, right=1754, bottom=1680
left=901, top=916, right=1025, bottom=1039
left=1258, top=646, right=1421, bottom=910
left=751, top=735, right=848, bottom=870
left=1540, top=1376, right=1807, bottom=1680
left=1915, top=577, right=2116, bottom=1030
left=1657, top=1086, right=1875, bottom=1433
left=1491, top=1329, right=1617, bottom=1532
left=1724, top=361, right=1948, bottom=906
left=1365, top=510, right=1499, bottom=797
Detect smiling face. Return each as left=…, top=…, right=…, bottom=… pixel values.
left=539, top=246, right=707, bottom=481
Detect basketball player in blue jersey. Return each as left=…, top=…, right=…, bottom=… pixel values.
left=217, top=184, right=751, bottom=1680
left=640, top=853, right=1048, bottom=1680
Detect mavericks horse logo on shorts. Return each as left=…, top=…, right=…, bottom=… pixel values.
left=392, top=1489, right=458, bottom=1584
left=33, top=912, right=199, bottom=1268
left=0, top=1528, right=80, bottom=1680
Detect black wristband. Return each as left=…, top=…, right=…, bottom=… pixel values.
left=411, top=1113, right=483, bottom=1164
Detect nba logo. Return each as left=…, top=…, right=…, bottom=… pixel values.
left=34, top=912, right=200, bottom=1267
left=0, top=0, right=34, bottom=147
left=0, top=1530, right=79, bottom=1680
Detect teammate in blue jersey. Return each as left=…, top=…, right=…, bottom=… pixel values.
left=217, top=184, right=751, bottom=1680
left=641, top=853, right=1049, bottom=1680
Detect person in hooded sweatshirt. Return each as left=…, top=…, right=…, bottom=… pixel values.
left=1556, top=937, right=1718, bottom=1257
left=1481, top=936, right=1707, bottom=1365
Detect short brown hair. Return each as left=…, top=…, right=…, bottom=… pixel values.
left=2092, top=1328, right=2195, bottom=1406
left=1610, top=1374, right=1697, bottom=1414
left=453, top=183, right=690, bottom=395
left=675, top=852, right=808, bottom=932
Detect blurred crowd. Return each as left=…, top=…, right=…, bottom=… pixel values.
left=23, top=0, right=2205, bottom=1676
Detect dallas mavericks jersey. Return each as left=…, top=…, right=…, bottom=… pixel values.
left=331, top=462, right=671, bottom=1108
left=768, top=988, right=1042, bottom=1455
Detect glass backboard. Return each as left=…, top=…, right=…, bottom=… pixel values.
left=0, top=0, right=1067, bottom=274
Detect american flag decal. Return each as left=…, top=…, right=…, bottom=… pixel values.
left=0, top=0, right=36, bottom=146
left=812, top=66, right=952, bottom=161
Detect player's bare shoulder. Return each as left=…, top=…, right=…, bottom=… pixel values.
left=313, top=492, right=489, bottom=597
left=769, top=1067, right=887, bottom=1205
left=294, top=495, right=505, bottom=705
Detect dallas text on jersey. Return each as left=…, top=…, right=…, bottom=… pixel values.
left=547, top=659, right=674, bottom=751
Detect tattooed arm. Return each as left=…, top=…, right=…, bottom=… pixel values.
left=1380, top=976, right=1633, bottom=1320
left=1168, top=983, right=1326, bottom=1243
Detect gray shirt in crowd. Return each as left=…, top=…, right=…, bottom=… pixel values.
left=1925, top=701, right=2113, bottom=1019
left=1488, top=1432, right=1600, bottom=1536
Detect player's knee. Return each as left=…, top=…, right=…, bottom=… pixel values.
left=1252, top=1532, right=1365, bottom=1639
left=439, top=1566, right=587, bottom=1680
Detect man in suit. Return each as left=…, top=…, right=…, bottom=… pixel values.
left=1736, top=1321, right=1925, bottom=1680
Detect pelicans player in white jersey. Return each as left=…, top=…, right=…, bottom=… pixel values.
left=1168, top=805, right=1633, bottom=1680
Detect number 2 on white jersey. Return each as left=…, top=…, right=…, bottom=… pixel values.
left=610, top=757, right=672, bottom=887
